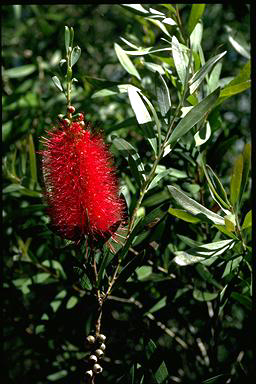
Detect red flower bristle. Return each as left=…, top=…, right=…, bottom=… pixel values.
left=40, top=117, right=123, bottom=241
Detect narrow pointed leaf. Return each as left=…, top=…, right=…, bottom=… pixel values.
left=28, top=134, right=37, bottom=188
left=52, top=76, right=63, bottom=92
left=71, top=46, right=81, bottom=67
left=64, top=26, right=70, bottom=53
left=155, top=72, right=171, bottom=117
left=189, top=51, right=226, bottom=94
left=188, top=4, right=206, bottom=35
left=168, top=185, right=225, bottom=225
left=168, top=208, right=201, bottom=223
left=172, top=35, right=186, bottom=85
left=194, top=121, right=211, bottom=146
left=230, top=154, right=243, bottom=206
left=114, top=43, right=141, bottom=79
left=242, top=210, right=252, bottom=230
left=239, top=143, right=251, bottom=201
left=167, top=87, right=220, bottom=146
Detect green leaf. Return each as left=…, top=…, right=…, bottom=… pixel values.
left=240, top=143, right=251, bottom=201
left=231, top=292, right=252, bottom=311
left=190, top=21, right=203, bottom=52
left=226, top=26, right=250, bottom=59
left=28, top=134, right=37, bottom=188
left=219, top=81, right=251, bottom=98
left=146, top=18, right=171, bottom=38
left=121, top=4, right=149, bottom=15
left=208, top=62, right=222, bottom=93
left=242, top=210, right=252, bottom=230
left=71, top=46, right=81, bottom=67
left=113, top=137, right=146, bottom=187
left=4, top=64, right=36, bottom=78
left=145, top=339, right=169, bottom=384
left=66, top=296, right=79, bottom=309
left=189, top=51, right=226, bottom=94
left=194, top=121, right=211, bottom=147
left=222, top=256, right=243, bottom=278
left=47, top=370, right=68, bottom=381
left=155, top=72, right=171, bottom=117
left=114, top=43, right=141, bottom=80
left=167, top=87, right=220, bottom=146
left=136, top=266, right=152, bottom=281
left=224, top=214, right=236, bottom=232
left=230, top=154, right=243, bottom=207
left=173, top=239, right=235, bottom=266
left=147, top=168, right=187, bottom=191
left=196, top=264, right=222, bottom=289
left=172, top=35, right=187, bottom=85
left=168, top=185, right=225, bottom=225
left=65, top=26, right=70, bottom=52
left=146, top=296, right=167, bottom=314
left=50, top=290, right=67, bottom=312
left=33, top=272, right=51, bottom=284
left=193, top=289, right=219, bottom=302
left=168, top=208, right=201, bottom=223
left=42, top=259, right=66, bottom=278
left=128, top=86, right=151, bottom=125
left=187, top=4, right=206, bottom=35
left=51, top=75, right=63, bottom=92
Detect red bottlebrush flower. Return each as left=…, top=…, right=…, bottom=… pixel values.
left=40, top=118, right=123, bottom=241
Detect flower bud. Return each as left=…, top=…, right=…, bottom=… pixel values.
left=98, top=334, right=106, bottom=342
left=85, top=370, right=93, bottom=378
left=93, top=364, right=103, bottom=374
left=58, top=114, right=64, bottom=120
left=99, top=343, right=106, bottom=351
left=68, top=105, right=76, bottom=114
left=62, top=118, right=71, bottom=127
left=80, top=121, right=85, bottom=127
left=89, top=355, right=98, bottom=363
left=78, top=113, right=84, bottom=121
left=95, top=349, right=104, bottom=358
left=86, top=335, right=95, bottom=344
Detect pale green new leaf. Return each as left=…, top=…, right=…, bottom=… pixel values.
left=114, top=43, right=141, bottom=80
left=168, top=185, right=225, bottom=225
left=189, top=51, right=226, bottom=94
left=172, top=35, right=186, bottom=85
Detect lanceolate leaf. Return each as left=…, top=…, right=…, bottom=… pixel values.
left=71, top=46, right=81, bottom=67
left=230, top=154, right=243, bottom=207
left=187, top=4, right=206, bottom=35
left=172, top=35, right=187, bottom=85
left=155, top=72, right=171, bottom=117
left=189, top=51, right=226, bottom=94
left=127, top=86, right=151, bottom=124
left=168, top=208, right=201, bottom=223
left=239, top=143, right=251, bottom=201
left=166, top=87, right=220, bottom=146
left=114, top=43, right=141, bottom=80
left=168, top=185, right=225, bottom=225
left=64, top=26, right=70, bottom=53
left=242, top=210, right=252, bottom=230
left=52, top=76, right=63, bottom=92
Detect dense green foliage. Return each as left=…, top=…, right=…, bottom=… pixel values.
left=2, top=4, right=252, bottom=384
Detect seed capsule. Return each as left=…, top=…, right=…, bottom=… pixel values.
left=78, top=113, right=84, bottom=121
left=86, top=335, right=95, bottom=344
left=68, top=105, right=76, bottom=113
left=98, top=334, right=106, bottom=342
left=62, top=118, right=71, bottom=126
left=99, top=343, right=106, bottom=351
left=93, top=364, right=103, bottom=374
left=89, top=355, right=98, bottom=363
left=95, top=349, right=104, bottom=358
left=85, top=370, right=93, bottom=378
